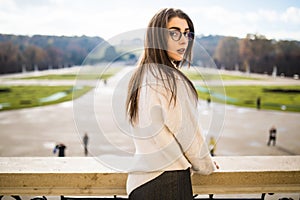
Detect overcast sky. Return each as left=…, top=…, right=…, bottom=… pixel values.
left=1, top=0, right=300, bottom=41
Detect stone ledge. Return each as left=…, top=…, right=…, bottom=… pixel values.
left=0, top=156, right=299, bottom=196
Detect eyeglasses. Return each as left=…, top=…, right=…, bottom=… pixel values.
left=168, top=29, right=194, bottom=41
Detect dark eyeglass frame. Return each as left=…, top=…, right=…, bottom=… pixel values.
left=168, top=29, right=194, bottom=41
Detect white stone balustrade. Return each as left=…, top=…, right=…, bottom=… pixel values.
left=0, top=156, right=299, bottom=196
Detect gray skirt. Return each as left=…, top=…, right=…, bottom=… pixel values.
left=129, top=168, right=193, bottom=200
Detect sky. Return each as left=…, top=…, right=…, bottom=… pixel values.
left=0, top=0, right=300, bottom=41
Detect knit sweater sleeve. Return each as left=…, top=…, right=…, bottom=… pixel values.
left=156, top=78, right=216, bottom=175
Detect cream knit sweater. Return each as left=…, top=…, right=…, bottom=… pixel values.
left=126, top=66, right=216, bottom=195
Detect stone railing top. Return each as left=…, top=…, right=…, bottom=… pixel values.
left=0, top=156, right=300, bottom=196
left=0, top=156, right=299, bottom=173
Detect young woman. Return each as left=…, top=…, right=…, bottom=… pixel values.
left=126, top=8, right=218, bottom=199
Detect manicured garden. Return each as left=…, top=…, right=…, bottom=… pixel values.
left=0, top=85, right=92, bottom=111
left=1, top=68, right=299, bottom=112
left=183, top=69, right=300, bottom=112
left=20, top=73, right=114, bottom=81
left=197, top=85, right=300, bottom=112
left=0, top=68, right=118, bottom=111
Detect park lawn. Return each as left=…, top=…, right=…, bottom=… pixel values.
left=19, top=67, right=121, bottom=80
left=0, top=85, right=92, bottom=111
left=0, top=67, right=119, bottom=111
left=183, top=70, right=262, bottom=81
left=198, top=85, right=300, bottom=112
left=20, top=73, right=113, bottom=80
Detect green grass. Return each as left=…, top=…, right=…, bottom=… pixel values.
left=19, top=67, right=121, bottom=80
left=220, top=74, right=261, bottom=81
left=20, top=73, right=113, bottom=80
left=183, top=70, right=262, bottom=81
left=197, top=85, right=300, bottom=112
left=1, top=68, right=299, bottom=112
left=0, top=85, right=92, bottom=111
left=0, top=67, right=120, bottom=111
left=184, top=70, right=300, bottom=112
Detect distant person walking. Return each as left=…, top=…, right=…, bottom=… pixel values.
left=53, top=143, right=66, bottom=157
left=83, top=133, right=89, bottom=156
left=256, top=97, right=261, bottom=110
left=267, top=126, right=277, bottom=146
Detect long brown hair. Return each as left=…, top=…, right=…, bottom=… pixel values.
left=126, top=8, right=198, bottom=125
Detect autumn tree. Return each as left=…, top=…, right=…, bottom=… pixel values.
left=239, top=34, right=275, bottom=73
left=0, top=41, right=22, bottom=73
left=44, top=46, right=64, bottom=69
left=22, top=45, right=47, bottom=71
left=274, top=40, right=300, bottom=76
left=214, top=37, right=239, bottom=70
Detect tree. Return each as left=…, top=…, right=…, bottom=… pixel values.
left=214, top=37, right=239, bottom=70
left=0, top=41, right=22, bottom=73
left=239, top=34, right=274, bottom=73
left=239, top=34, right=255, bottom=72
left=275, top=40, right=300, bottom=76
left=45, top=46, right=64, bottom=69
left=23, top=45, right=47, bottom=71
left=104, top=45, right=118, bottom=62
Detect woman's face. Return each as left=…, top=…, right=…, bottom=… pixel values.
left=167, top=17, right=190, bottom=62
